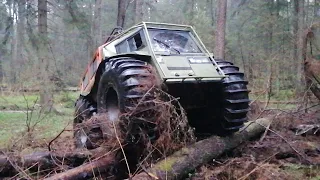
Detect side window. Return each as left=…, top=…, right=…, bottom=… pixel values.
left=115, top=31, right=146, bottom=54
left=116, top=40, right=129, bottom=53
left=134, top=33, right=143, bottom=49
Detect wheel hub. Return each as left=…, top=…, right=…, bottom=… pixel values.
left=105, top=88, right=120, bottom=122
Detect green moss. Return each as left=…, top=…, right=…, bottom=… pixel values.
left=155, top=157, right=179, bottom=171
left=180, top=147, right=190, bottom=154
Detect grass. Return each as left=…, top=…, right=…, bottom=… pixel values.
left=0, top=91, right=79, bottom=111
left=0, top=93, right=39, bottom=110
left=0, top=91, right=79, bottom=149
left=0, top=112, right=72, bottom=148
left=249, top=89, right=301, bottom=110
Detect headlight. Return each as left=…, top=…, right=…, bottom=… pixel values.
left=188, top=57, right=211, bottom=64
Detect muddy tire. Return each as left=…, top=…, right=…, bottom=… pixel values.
left=73, top=96, right=97, bottom=148
left=215, top=59, right=250, bottom=135
left=96, top=57, right=157, bottom=117
left=97, top=57, right=159, bottom=177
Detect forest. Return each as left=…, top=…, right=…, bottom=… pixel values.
left=0, top=0, right=319, bottom=179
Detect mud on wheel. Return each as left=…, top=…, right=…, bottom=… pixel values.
left=215, top=59, right=250, bottom=135
left=74, top=57, right=159, bottom=149
left=73, top=96, right=97, bottom=148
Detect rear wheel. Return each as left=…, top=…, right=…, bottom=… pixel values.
left=73, top=96, right=97, bottom=148
left=215, top=59, right=250, bottom=135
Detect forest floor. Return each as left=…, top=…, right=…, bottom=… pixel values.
left=189, top=101, right=320, bottom=180
left=0, top=91, right=319, bottom=179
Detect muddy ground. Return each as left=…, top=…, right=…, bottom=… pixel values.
left=189, top=102, right=320, bottom=180
left=2, top=100, right=319, bottom=180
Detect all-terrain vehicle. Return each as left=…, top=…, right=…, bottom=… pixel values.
left=74, top=22, right=250, bottom=148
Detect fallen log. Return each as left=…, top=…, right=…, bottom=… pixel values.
left=0, top=148, right=107, bottom=177
left=132, top=118, right=271, bottom=180
left=304, top=57, right=320, bottom=101
left=44, top=155, right=115, bottom=180
left=0, top=118, right=270, bottom=179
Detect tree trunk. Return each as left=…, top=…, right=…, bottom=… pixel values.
left=0, top=48, right=3, bottom=83
left=293, top=0, right=305, bottom=92
left=134, top=0, right=143, bottom=23
left=188, top=0, right=195, bottom=25
left=117, top=0, right=127, bottom=27
left=44, top=155, right=115, bottom=180
left=16, top=0, right=26, bottom=81
left=292, top=0, right=299, bottom=86
left=64, top=0, right=94, bottom=62
left=132, top=118, right=271, bottom=180
left=93, top=0, right=102, bottom=49
left=266, top=0, right=274, bottom=95
left=214, top=0, right=227, bottom=59
left=0, top=149, right=109, bottom=177
left=304, top=24, right=320, bottom=101
left=210, top=0, right=214, bottom=26
left=304, top=58, right=320, bottom=101
left=38, top=0, right=53, bottom=110
left=314, top=0, right=320, bottom=17
left=9, top=0, right=16, bottom=83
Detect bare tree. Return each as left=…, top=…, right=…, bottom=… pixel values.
left=214, top=0, right=227, bottom=59
left=117, top=0, right=127, bottom=27
left=15, top=0, right=26, bottom=80
left=38, top=0, right=53, bottom=110
left=93, top=0, right=102, bottom=48
left=292, top=0, right=305, bottom=90
left=9, top=0, right=16, bottom=83
left=134, top=0, right=143, bottom=23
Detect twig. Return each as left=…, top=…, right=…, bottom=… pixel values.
left=9, top=161, right=40, bottom=180
left=255, top=122, right=312, bottom=164
left=249, top=89, right=268, bottom=106
left=112, top=120, right=131, bottom=177
left=295, top=103, right=320, bottom=113
left=128, top=85, right=156, bottom=116
left=48, top=119, right=72, bottom=151
left=238, top=152, right=278, bottom=180
left=259, top=114, right=277, bottom=142
left=132, top=148, right=156, bottom=176
left=5, top=154, right=33, bottom=180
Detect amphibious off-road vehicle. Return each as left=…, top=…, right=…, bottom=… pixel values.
left=74, top=22, right=250, bottom=148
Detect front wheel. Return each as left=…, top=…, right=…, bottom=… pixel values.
left=73, top=96, right=97, bottom=148
left=75, top=57, right=159, bottom=149
left=96, top=57, right=158, bottom=120
left=215, top=59, right=250, bottom=135
left=96, top=57, right=160, bottom=177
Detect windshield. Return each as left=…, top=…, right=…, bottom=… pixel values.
left=148, top=29, right=202, bottom=54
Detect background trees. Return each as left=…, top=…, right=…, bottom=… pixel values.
left=0, top=0, right=318, bottom=101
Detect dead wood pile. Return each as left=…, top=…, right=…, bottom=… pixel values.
left=0, top=88, right=271, bottom=179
